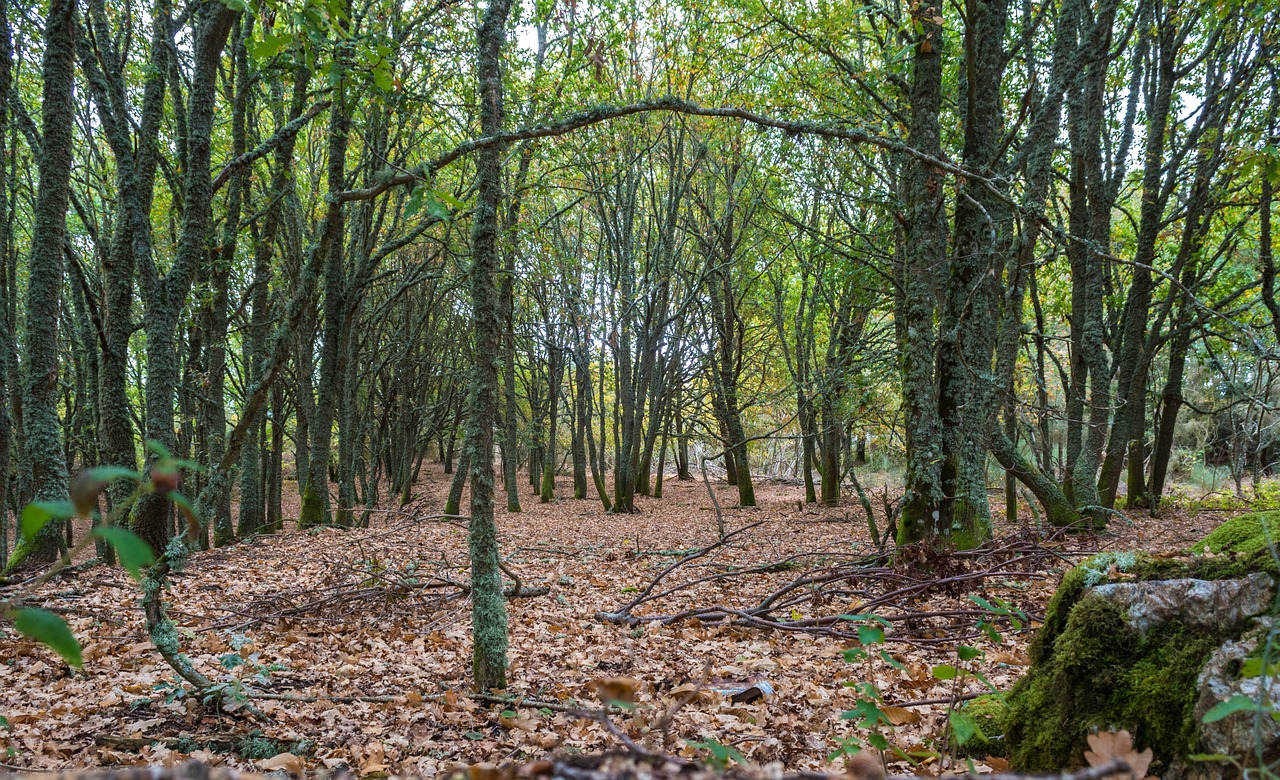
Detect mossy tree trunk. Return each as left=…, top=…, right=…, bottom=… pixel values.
left=240, top=59, right=311, bottom=537
left=10, top=0, right=78, bottom=568
left=300, top=23, right=351, bottom=529
left=0, top=0, right=14, bottom=564
left=894, top=0, right=947, bottom=544
left=208, top=14, right=250, bottom=547
left=571, top=363, right=588, bottom=500
left=131, top=0, right=236, bottom=555
left=933, top=0, right=1010, bottom=549
left=79, top=0, right=169, bottom=533
left=1095, top=13, right=1179, bottom=509
left=466, top=0, right=514, bottom=692
left=540, top=345, right=561, bottom=503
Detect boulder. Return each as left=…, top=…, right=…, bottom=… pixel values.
left=1001, top=522, right=1279, bottom=777
left=1087, top=573, right=1273, bottom=635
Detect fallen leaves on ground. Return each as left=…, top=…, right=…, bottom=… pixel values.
left=0, top=466, right=1215, bottom=775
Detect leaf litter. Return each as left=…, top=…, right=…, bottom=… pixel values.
left=0, top=467, right=1217, bottom=775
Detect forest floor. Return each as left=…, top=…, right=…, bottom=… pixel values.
left=0, top=465, right=1226, bottom=776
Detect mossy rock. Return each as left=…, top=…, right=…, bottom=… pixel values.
left=1189, top=511, right=1280, bottom=574
left=1004, top=545, right=1276, bottom=774
left=953, top=695, right=1008, bottom=757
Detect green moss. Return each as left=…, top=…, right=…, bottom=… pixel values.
left=1131, top=552, right=1274, bottom=581
left=238, top=736, right=284, bottom=759
left=1007, top=591, right=1232, bottom=773
left=1119, top=627, right=1216, bottom=759
left=1029, top=563, right=1087, bottom=665
left=298, top=482, right=326, bottom=528
left=1006, top=533, right=1280, bottom=772
left=955, top=695, right=1008, bottom=757
left=1192, top=512, right=1280, bottom=575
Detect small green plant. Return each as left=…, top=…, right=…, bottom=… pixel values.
left=688, top=739, right=747, bottom=771
left=830, top=614, right=906, bottom=768
left=2, top=441, right=200, bottom=670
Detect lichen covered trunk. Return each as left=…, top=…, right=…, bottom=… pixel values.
left=132, top=0, right=235, bottom=554
left=8, top=0, right=78, bottom=570
left=895, top=1, right=946, bottom=544
left=467, top=0, right=514, bottom=692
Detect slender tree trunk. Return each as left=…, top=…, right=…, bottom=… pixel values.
left=132, top=1, right=236, bottom=554
left=300, top=38, right=351, bottom=528
left=465, top=0, right=514, bottom=691
left=6, top=0, right=77, bottom=570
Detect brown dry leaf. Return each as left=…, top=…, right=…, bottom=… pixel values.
left=1084, top=730, right=1154, bottom=779
left=0, top=467, right=1210, bottom=774
left=359, top=743, right=389, bottom=775
left=469, top=761, right=509, bottom=780
left=844, top=751, right=886, bottom=780
left=259, top=752, right=305, bottom=774
left=880, top=705, right=921, bottom=725
left=591, top=675, right=642, bottom=704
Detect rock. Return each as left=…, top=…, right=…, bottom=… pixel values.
left=1088, top=573, right=1274, bottom=635
left=1165, top=617, right=1280, bottom=779
left=1003, top=547, right=1277, bottom=775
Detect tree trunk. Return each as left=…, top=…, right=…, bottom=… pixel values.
left=894, top=0, right=947, bottom=544
left=6, top=0, right=77, bottom=570
left=466, top=0, right=514, bottom=692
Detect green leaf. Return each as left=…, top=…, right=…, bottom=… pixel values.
left=250, top=33, right=291, bottom=61
left=949, top=711, right=981, bottom=746
left=145, top=440, right=174, bottom=460
left=92, top=527, right=155, bottom=581
left=1241, top=658, right=1280, bottom=678
left=21, top=501, right=76, bottom=540
left=1202, top=695, right=1263, bottom=723
left=11, top=608, right=83, bottom=668
left=973, top=670, right=999, bottom=692
left=857, top=625, right=885, bottom=646
left=932, top=664, right=958, bottom=680
left=689, top=739, right=746, bottom=768
left=404, top=187, right=426, bottom=219
left=842, top=699, right=888, bottom=726
left=843, top=647, right=868, bottom=663
left=879, top=649, right=906, bottom=671
left=958, top=645, right=982, bottom=662
left=371, top=63, right=393, bottom=92
left=84, top=466, right=143, bottom=483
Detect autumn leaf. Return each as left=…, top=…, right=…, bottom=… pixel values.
left=259, top=752, right=305, bottom=774
left=1084, top=730, right=1154, bottom=779
left=591, top=675, right=642, bottom=705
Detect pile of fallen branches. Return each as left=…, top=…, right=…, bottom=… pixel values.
left=597, top=527, right=1099, bottom=643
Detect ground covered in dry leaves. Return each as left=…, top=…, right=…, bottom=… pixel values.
left=0, top=467, right=1227, bottom=776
